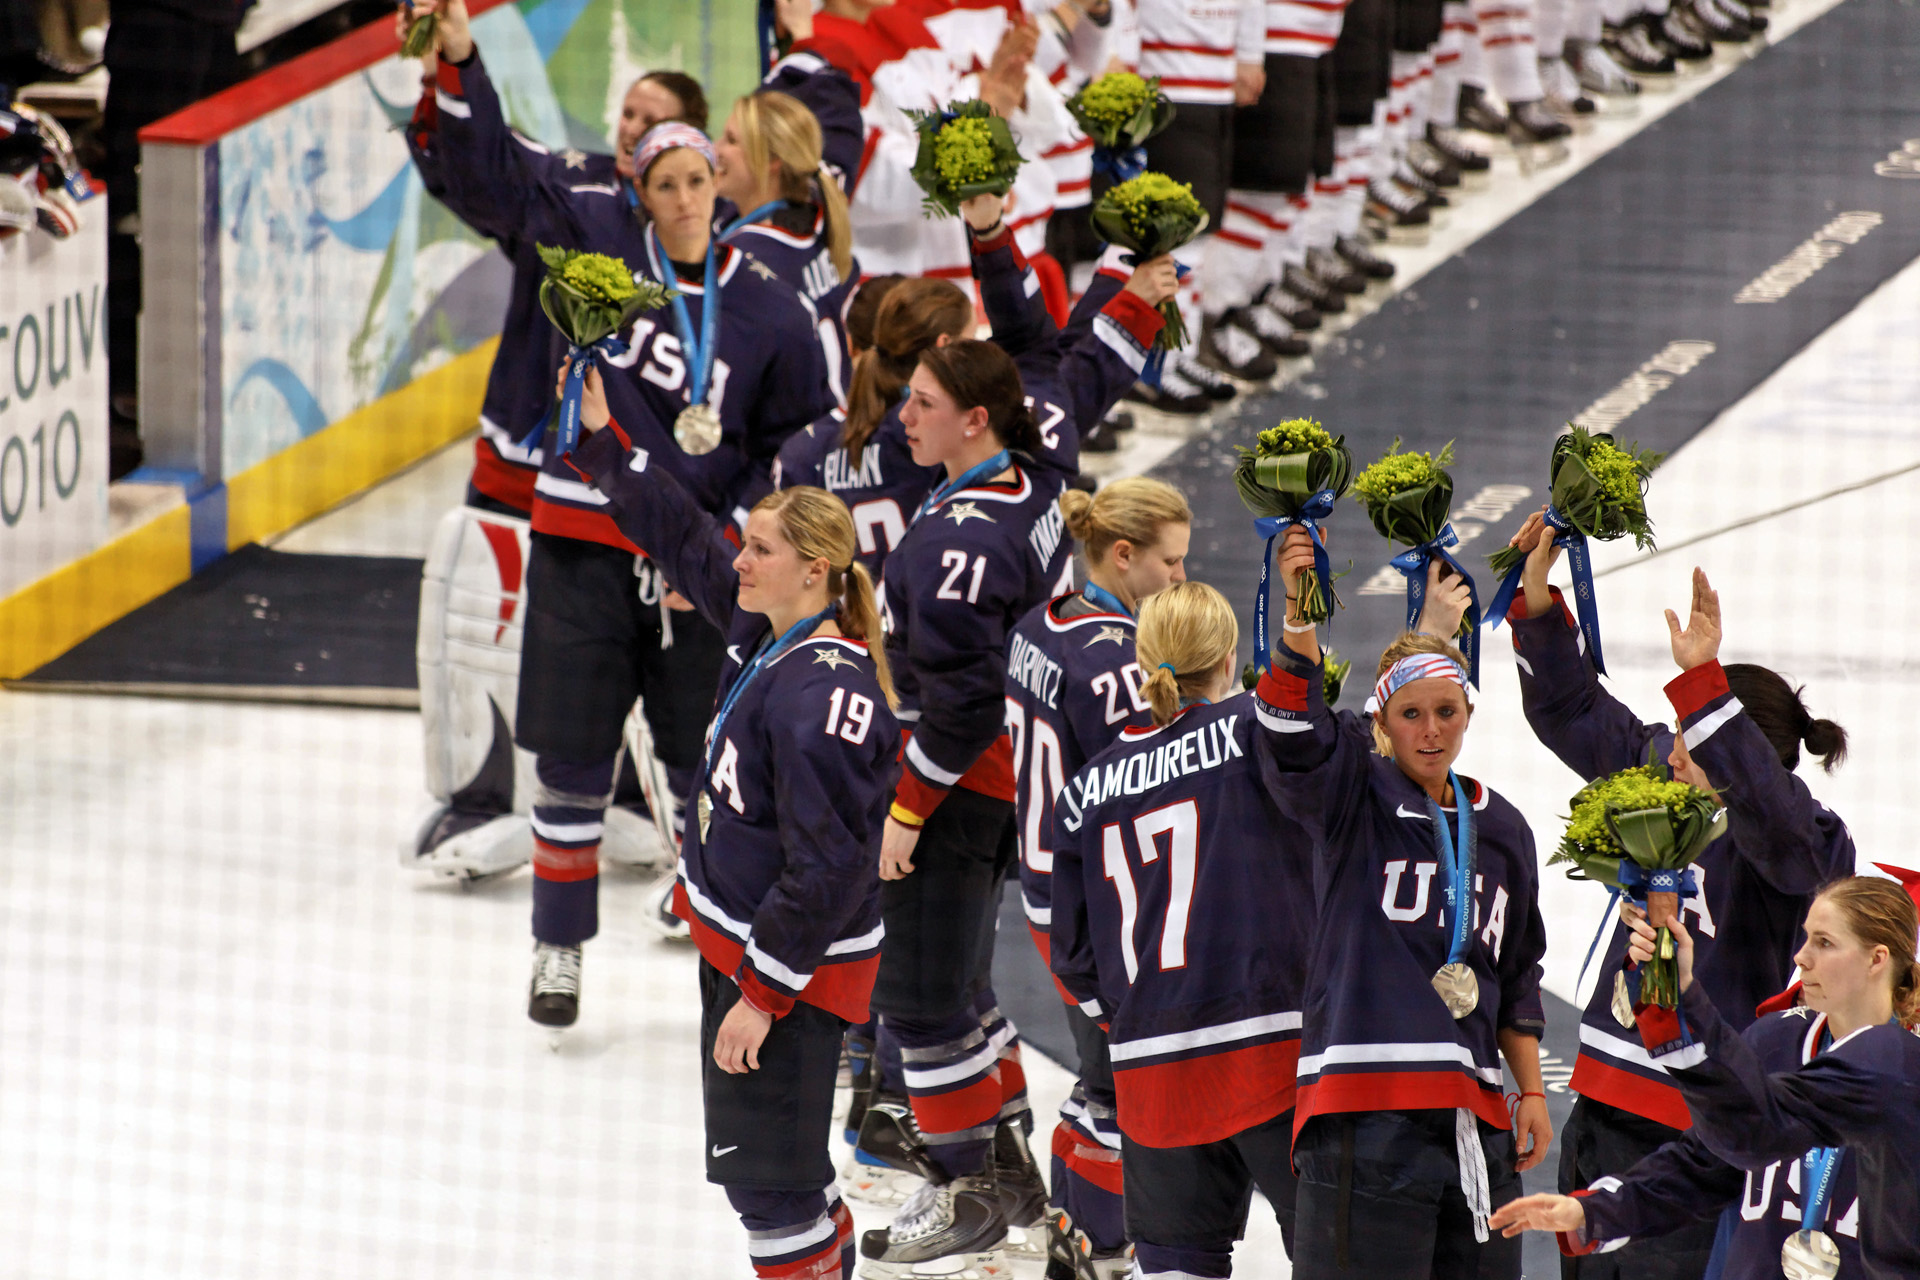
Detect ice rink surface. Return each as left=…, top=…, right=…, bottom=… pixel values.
left=6, top=2, right=1918, bottom=1270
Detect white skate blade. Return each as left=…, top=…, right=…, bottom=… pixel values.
left=1512, top=136, right=1571, bottom=176
left=601, top=805, right=671, bottom=874
left=1000, top=1221, right=1047, bottom=1260
left=857, top=1249, right=1013, bottom=1279
left=417, top=814, right=532, bottom=882
left=842, top=1160, right=925, bottom=1207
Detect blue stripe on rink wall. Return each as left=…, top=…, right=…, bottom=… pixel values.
left=1152, top=0, right=1920, bottom=673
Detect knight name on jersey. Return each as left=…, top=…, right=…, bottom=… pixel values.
left=1061, top=714, right=1245, bottom=828
left=822, top=443, right=885, bottom=494
left=1029, top=500, right=1065, bottom=567
left=1008, top=630, right=1064, bottom=710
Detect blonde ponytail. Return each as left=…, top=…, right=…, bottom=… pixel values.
left=732, top=91, right=854, bottom=283
left=1135, top=582, right=1238, bottom=726
left=1062, top=476, right=1192, bottom=566
left=751, top=485, right=897, bottom=708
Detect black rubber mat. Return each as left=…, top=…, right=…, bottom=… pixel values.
left=1154, top=0, right=1920, bottom=677
left=16, top=544, right=422, bottom=705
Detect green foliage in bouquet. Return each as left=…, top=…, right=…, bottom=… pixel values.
left=907, top=101, right=1024, bottom=218
left=1550, top=760, right=1727, bottom=1008
left=1352, top=438, right=1457, bottom=545
left=535, top=245, right=674, bottom=348
left=1242, top=648, right=1352, bottom=705
left=1088, top=172, right=1208, bottom=349
left=1066, top=72, right=1177, bottom=150
left=399, top=1, right=436, bottom=57
left=1234, top=419, right=1354, bottom=625
left=1487, top=426, right=1666, bottom=578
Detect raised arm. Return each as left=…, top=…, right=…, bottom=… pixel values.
left=1053, top=255, right=1173, bottom=445
left=1505, top=511, right=1667, bottom=780
left=965, top=192, right=1060, bottom=360
left=564, top=373, right=741, bottom=630
left=1661, top=569, right=1855, bottom=896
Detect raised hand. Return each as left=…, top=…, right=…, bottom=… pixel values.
left=1510, top=506, right=1563, bottom=620
left=960, top=191, right=1006, bottom=234
left=1626, top=911, right=1695, bottom=994
left=554, top=361, right=611, bottom=434
left=1121, top=254, right=1180, bottom=308
left=1665, top=567, right=1721, bottom=672
left=1416, top=558, right=1472, bottom=640
left=981, top=20, right=1038, bottom=116
left=772, top=0, right=813, bottom=42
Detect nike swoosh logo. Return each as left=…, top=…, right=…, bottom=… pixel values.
left=1396, top=805, right=1431, bottom=820
left=711, top=1144, right=738, bottom=1157
left=726, top=646, right=742, bottom=665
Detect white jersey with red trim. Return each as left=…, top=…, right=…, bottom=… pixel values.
left=1263, top=0, right=1349, bottom=56
left=1136, top=0, right=1264, bottom=105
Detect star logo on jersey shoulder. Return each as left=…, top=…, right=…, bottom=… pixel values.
left=1084, top=625, right=1130, bottom=648
left=747, top=256, right=779, bottom=282
left=558, top=147, right=589, bottom=170
left=944, top=501, right=995, bottom=526
left=812, top=647, right=858, bottom=672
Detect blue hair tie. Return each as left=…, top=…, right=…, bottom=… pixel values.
left=1158, top=663, right=1178, bottom=675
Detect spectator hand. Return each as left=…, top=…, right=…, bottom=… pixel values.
left=772, top=0, right=813, bottom=42
left=981, top=20, right=1038, bottom=116
left=1234, top=61, right=1266, bottom=106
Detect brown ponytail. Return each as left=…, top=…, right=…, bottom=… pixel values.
left=752, top=485, right=897, bottom=708
left=1815, top=876, right=1920, bottom=1027
left=1135, top=582, right=1238, bottom=726
left=843, top=278, right=972, bottom=465
left=916, top=339, right=1041, bottom=456
left=1725, top=664, right=1849, bottom=775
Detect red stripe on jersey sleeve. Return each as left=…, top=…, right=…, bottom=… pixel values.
left=1100, top=289, right=1166, bottom=352
left=1557, top=1190, right=1604, bottom=1257
left=958, top=734, right=1017, bottom=801
left=436, top=57, right=464, bottom=97
left=734, top=966, right=796, bottom=1019
left=1113, top=1040, right=1297, bottom=1147
left=1568, top=1052, right=1693, bottom=1130
left=1664, top=659, right=1730, bottom=721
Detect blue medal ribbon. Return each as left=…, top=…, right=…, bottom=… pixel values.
left=530, top=332, right=632, bottom=457
left=1251, top=488, right=1336, bottom=673
left=1080, top=580, right=1131, bottom=617
left=721, top=199, right=791, bottom=240
left=912, top=449, right=1012, bottom=525
left=1387, top=522, right=1483, bottom=687
left=1425, top=770, right=1478, bottom=968
left=645, top=224, right=722, bottom=421
left=1486, top=505, right=1610, bottom=674
left=696, top=604, right=840, bottom=811
left=1091, top=143, right=1148, bottom=184
left=1801, top=1025, right=1842, bottom=1233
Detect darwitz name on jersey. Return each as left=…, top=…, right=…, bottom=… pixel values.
left=1008, top=631, right=1065, bottom=710
left=1060, top=714, right=1244, bottom=832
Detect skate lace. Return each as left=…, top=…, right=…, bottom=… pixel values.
left=1175, top=352, right=1232, bottom=390
left=1616, top=26, right=1664, bottom=60
left=1371, top=179, right=1422, bottom=215
left=889, top=1180, right=954, bottom=1244
left=1577, top=43, right=1635, bottom=85
left=1243, top=305, right=1294, bottom=342
left=532, top=945, right=582, bottom=996
left=1213, top=322, right=1264, bottom=366
left=1539, top=56, right=1580, bottom=101
left=1156, top=363, right=1202, bottom=397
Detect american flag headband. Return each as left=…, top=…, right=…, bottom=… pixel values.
left=1365, top=653, right=1476, bottom=715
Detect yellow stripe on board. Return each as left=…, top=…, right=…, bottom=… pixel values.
left=0, top=503, right=194, bottom=680
left=224, top=338, right=497, bottom=551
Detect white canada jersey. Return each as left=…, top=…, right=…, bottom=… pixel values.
left=1264, top=0, right=1348, bottom=56
left=1136, top=0, right=1264, bottom=104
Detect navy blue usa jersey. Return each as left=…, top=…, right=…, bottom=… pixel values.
left=1636, top=986, right=1920, bottom=1280
left=1565, top=1009, right=1863, bottom=1278
left=432, top=50, right=833, bottom=549
left=407, top=86, right=618, bottom=512
left=1510, top=587, right=1855, bottom=1129
left=1049, top=692, right=1317, bottom=1148
left=566, top=422, right=895, bottom=1022
left=1005, top=592, right=1152, bottom=963
left=1258, top=648, right=1550, bottom=1136
left=774, top=409, right=941, bottom=580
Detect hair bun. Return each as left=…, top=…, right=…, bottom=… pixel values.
left=1803, top=717, right=1849, bottom=772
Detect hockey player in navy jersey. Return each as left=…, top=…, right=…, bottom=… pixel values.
left=1495, top=875, right=1920, bottom=1280
left=1262, top=524, right=1551, bottom=1280
left=1049, top=580, right=1318, bottom=1278
left=563, top=366, right=896, bottom=1280
left=1500, top=511, right=1857, bottom=1280
left=1003, top=476, right=1192, bottom=1275
left=399, top=44, right=704, bottom=880
left=421, top=0, right=836, bottom=1030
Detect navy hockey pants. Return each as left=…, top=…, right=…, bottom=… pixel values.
left=1122, top=1106, right=1298, bottom=1277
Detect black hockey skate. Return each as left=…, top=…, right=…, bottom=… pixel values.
left=1045, top=1209, right=1134, bottom=1280
left=1281, top=262, right=1346, bottom=314
left=1197, top=314, right=1278, bottom=382
left=1237, top=296, right=1312, bottom=357
left=1335, top=232, right=1396, bottom=280
left=1600, top=21, right=1677, bottom=74
left=528, top=942, right=581, bottom=1028
left=1457, top=83, right=1509, bottom=135
left=1255, top=281, right=1322, bottom=331
left=858, top=1174, right=1013, bottom=1278
left=1364, top=177, right=1432, bottom=243
left=1426, top=123, right=1493, bottom=175
left=1650, top=9, right=1714, bottom=61
left=1404, top=137, right=1462, bottom=189
left=1306, top=245, right=1369, bottom=294
left=990, top=1117, right=1051, bottom=1260
left=1683, top=0, right=1750, bottom=40
left=1171, top=350, right=1241, bottom=401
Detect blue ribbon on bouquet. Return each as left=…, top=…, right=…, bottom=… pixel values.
left=1388, top=522, right=1483, bottom=688
left=1485, top=504, right=1610, bottom=674
left=1252, top=488, right=1336, bottom=673
left=1091, top=143, right=1148, bottom=184
left=522, top=334, right=629, bottom=458
left=1616, top=862, right=1699, bottom=906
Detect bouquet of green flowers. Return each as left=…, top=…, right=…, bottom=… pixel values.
left=1243, top=648, right=1352, bottom=704
left=906, top=100, right=1025, bottom=218
left=1235, top=419, right=1354, bottom=659
left=1551, top=761, right=1726, bottom=1009
left=1353, top=438, right=1482, bottom=684
left=398, top=0, right=436, bottom=57
left=1066, top=71, right=1177, bottom=182
left=526, top=245, right=676, bottom=457
left=1485, top=426, right=1666, bottom=674
left=1088, top=172, right=1208, bottom=349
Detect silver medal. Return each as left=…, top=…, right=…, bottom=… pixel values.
left=696, top=790, right=713, bottom=842
left=1432, top=961, right=1480, bottom=1019
left=1781, top=1229, right=1841, bottom=1280
left=675, top=403, right=723, bottom=456
left=1612, top=969, right=1636, bottom=1029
